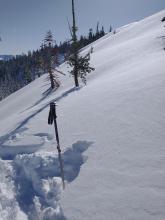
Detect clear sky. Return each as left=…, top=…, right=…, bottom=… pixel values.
left=0, top=0, right=165, bottom=55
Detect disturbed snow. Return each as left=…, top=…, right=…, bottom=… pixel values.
left=0, top=10, right=165, bottom=220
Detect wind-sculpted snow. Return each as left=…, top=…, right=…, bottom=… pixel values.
left=0, top=86, right=81, bottom=148
left=0, top=10, right=165, bottom=220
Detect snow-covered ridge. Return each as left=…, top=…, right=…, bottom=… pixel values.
left=0, top=10, right=165, bottom=220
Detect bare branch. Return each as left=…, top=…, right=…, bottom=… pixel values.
left=67, top=17, right=73, bottom=38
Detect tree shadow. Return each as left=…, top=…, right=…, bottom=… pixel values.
left=0, top=86, right=82, bottom=147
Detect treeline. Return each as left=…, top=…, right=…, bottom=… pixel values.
left=0, top=44, right=61, bottom=100
left=0, top=23, right=112, bottom=100
left=59, top=23, right=106, bottom=54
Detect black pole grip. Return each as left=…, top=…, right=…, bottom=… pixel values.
left=48, top=102, right=65, bottom=189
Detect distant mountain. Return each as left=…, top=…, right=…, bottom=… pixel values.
left=0, top=55, right=14, bottom=61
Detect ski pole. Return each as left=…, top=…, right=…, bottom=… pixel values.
left=48, top=102, right=65, bottom=190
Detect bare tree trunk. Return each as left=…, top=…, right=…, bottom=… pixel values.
left=49, top=67, right=55, bottom=89
left=72, top=0, right=79, bottom=87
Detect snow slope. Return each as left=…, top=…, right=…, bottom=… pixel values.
left=0, top=10, right=165, bottom=220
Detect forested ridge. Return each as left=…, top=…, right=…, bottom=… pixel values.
left=0, top=24, right=108, bottom=100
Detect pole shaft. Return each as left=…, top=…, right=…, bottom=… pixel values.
left=54, top=118, right=60, bottom=145
left=52, top=105, right=65, bottom=190
left=57, top=145, right=65, bottom=190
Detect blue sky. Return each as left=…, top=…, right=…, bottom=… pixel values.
left=0, top=0, right=165, bottom=55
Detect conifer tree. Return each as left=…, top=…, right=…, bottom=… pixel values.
left=100, top=26, right=105, bottom=37
left=96, top=22, right=100, bottom=39
left=109, top=25, right=113, bottom=33
left=88, top=28, right=93, bottom=43
left=161, top=17, right=165, bottom=22
left=68, top=0, right=94, bottom=87
left=42, top=30, right=60, bottom=89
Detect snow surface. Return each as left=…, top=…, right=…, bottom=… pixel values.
left=0, top=10, right=165, bottom=220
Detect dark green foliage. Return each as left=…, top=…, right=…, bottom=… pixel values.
left=101, top=26, right=105, bottom=36
left=161, top=17, right=165, bottom=22
left=88, top=28, right=94, bottom=43
left=77, top=23, right=106, bottom=51
left=67, top=0, right=95, bottom=87
left=0, top=32, right=61, bottom=100
left=0, top=17, right=107, bottom=100
left=68, top=52, right=95, bottom=85
left=0, top=53, right=39, bottom=100
left=41, top=30, right=60, bottom=89
left=109, top=25, right=113, bottom=32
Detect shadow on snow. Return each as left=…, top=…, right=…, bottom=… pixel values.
left=0, top=86, right=81, bottom=148
left=13, top=140, right=93, bottom=220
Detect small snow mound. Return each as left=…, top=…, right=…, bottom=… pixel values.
left=10, top=140, right=92, bottom=219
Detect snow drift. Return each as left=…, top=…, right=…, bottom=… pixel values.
left=0, top=10, right=165, bottom=220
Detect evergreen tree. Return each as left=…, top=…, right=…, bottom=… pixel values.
left=96, top=22, right=100, bottom=40
left=42, top=30, right=60, bottom=89
left=109, top=25, right=113, bottom=33
left=100, top=26, right=105, bottom=37
left=88, top=28, right=94, bottom=43
left=161, top=17, right=165, bottom=22
left=1, top=17, right=108, bottom=100
left=68, top=0, right=95, bottom=87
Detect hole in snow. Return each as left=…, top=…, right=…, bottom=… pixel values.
left=12, top=140, right=93, bottom=220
